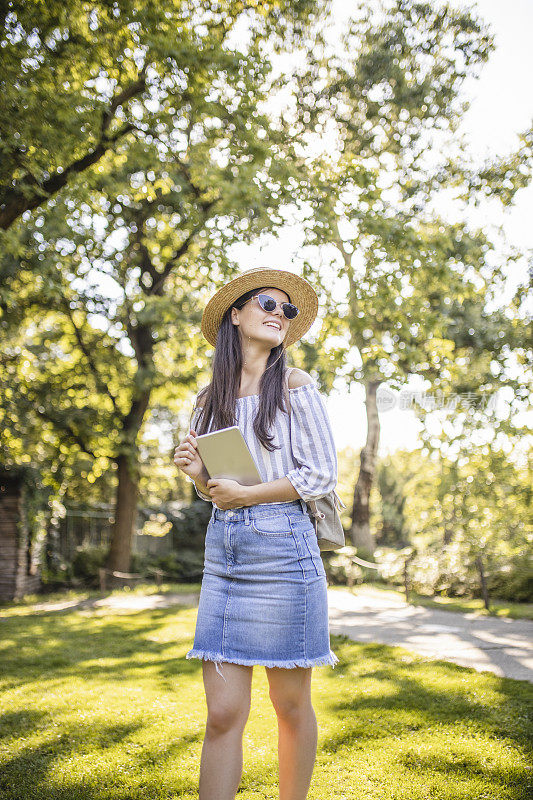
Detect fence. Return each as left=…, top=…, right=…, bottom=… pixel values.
left=57, top=504, right=182, bottom=561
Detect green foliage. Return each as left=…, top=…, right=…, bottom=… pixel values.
left=368, top=442, right=533, bottom=602
left=40, top=559, right=73, bottom=590
left=0, top=0, right=330, bottom=570
left=0, top=0, right=324, bottom=228
left=326, top=546, right=365, bottom=586
left=486, top=553, right=533, bottom=603
left=375, top=542, right=533, bottom=604
left=131, top=549, right=205, bottom=584
left=168, top=499, right=213, bottom=546
left=71, top=543, right=108, bottom=587
left=52, top=500, right=211, bottom=587
left=376, top=461, right=409, bottom=547
left=0, top=466, right=51, bottom=580
left=290, top=0, right=531, bottom=432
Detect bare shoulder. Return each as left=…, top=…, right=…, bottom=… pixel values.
left=287, top=368, right=314, bottom=389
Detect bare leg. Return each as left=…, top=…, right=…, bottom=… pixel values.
left=266, top=666, right=317, bottom=800
left=199, top=660, right=254, bottom=800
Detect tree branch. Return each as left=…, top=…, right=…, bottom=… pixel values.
left=175, top=159, right=217, bottom=214
left=32, top=404, right=99, bottom=460
left=101, top=68, right=146, bottom=140
left=0, top=71, right=146, bottom=229
left=148, top=221, right=210, bottom=296
left=62, top=301, right=120, bottom=414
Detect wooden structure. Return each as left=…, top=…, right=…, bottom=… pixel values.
left=0, top=470, right=41, bottom=601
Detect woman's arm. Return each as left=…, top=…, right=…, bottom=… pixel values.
left=242, top=477, right=301, bottom=505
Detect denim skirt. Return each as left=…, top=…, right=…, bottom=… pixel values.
left=186, top=499, right=339, bottom=681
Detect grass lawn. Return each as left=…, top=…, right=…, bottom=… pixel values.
left=328, top=581, right=533, bottom=621
left=0, top=587, right=532, bottom=800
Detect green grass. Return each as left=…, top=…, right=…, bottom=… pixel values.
left=0, top=588, right=532, bottom=800
left=329, top=581, right=533, bottom=620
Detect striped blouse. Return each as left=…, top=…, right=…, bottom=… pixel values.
left=186, top=381, right=338, bottom=508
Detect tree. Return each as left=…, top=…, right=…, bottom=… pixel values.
left=0, top=0, right=320, bottom=228
left=0, top=0, right=329, bottom=572
left=281, top=0, right=532, bottom=554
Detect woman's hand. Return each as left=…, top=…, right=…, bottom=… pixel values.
left=206, top=478, right=250, bottom=510
left=174, top=429, right=207, bottom=481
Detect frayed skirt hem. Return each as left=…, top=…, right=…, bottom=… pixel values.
left=186, top=648, right=339, bottom=680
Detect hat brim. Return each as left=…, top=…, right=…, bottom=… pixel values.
left=201, top=268, right=319, bottom=348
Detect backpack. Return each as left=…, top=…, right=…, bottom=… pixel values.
left=283, top=368, right=346, bottom=551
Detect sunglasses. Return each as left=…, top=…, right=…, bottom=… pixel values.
left=240, top=293, right=300, bottom=320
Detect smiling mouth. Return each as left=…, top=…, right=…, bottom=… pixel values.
left=263, top=322, right=281, bottom=331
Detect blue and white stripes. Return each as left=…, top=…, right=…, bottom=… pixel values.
left=187, top=382, right=338, bottom=507
left=283, top=383, right=338, bottom=501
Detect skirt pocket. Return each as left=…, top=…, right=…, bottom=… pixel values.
left=251, top=512, right=293, bottom=536
left=288, top=512, right=326, bottom=577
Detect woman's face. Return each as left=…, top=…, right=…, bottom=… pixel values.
left=231, top=287, right=291, bottom=347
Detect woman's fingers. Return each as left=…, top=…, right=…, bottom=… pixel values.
left=174, top=434, right=202, bottom=468
left=173, top=430, right=202, bottom=473
left=174, top=437, right=196, bottom=456
left=174, top=436, right=197, bottom=456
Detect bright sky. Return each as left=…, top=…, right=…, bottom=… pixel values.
left=231, top=0, right=533, bottom=459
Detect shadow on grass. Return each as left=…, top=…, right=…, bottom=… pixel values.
left=320, top=634, right=533, bottom=796
left=1, top=720, right=141, bottom=777
left=0, top=605, right=204, bottom=685
left=398, top=749, right=523, bottom=784
left=2, top=610, right=532, bottom=799
left=0, top=713, right=202, bottom=799
left=0, top=603, right=206, bottom=799
left=0, top=710, right=48, bottom=741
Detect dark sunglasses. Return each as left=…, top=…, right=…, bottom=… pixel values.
left=241, top=293, right=300, bottom=320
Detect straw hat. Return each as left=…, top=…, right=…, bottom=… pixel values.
left=201, top=268, right=319, bottom=348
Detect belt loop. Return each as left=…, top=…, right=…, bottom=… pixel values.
left=299, top=498, right=307, bottom=515
left=244, top=506, right=250, bottom=525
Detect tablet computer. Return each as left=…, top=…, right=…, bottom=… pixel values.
left=195, top=426, right=263, bottom=486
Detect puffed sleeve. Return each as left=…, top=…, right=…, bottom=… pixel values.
left=285, top=382, right=338, bottom=502
left=184, top=402, right=212, bottom=503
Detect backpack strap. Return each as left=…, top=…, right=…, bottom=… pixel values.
left=189, top=388, right=207, bottom=432
left=283, top=366, right=295, bottom=418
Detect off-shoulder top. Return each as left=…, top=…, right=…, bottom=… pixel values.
left=186, top=381, right=338, bottom=509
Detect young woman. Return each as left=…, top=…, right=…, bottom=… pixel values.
left=174, top=267, right=339, bottom=800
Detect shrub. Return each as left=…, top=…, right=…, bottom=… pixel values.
left=374, top=544, right=533, bottom=602
left=485, top=552, right=533, bottom=602
left=71, top=543, right=108, bottom=587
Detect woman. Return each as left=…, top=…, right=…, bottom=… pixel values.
left=174, top=267, right=339, bottom=800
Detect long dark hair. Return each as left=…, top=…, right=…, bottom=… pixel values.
left=194, top=286, right=290, bottom=451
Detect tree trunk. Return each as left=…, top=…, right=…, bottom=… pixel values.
left=476, top=554, right=491, bottom=611
left=349, top=379, right=382, bottom=556
left=106, top=314, right=154, bottom=572
left=106, top=452, right=140, bottom=573
left=106, top=381, right=152, bottom=572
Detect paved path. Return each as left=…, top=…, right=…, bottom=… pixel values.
left=327, top=587, right=533, bottom=683
left=16, top=587, right=533, bottom=683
